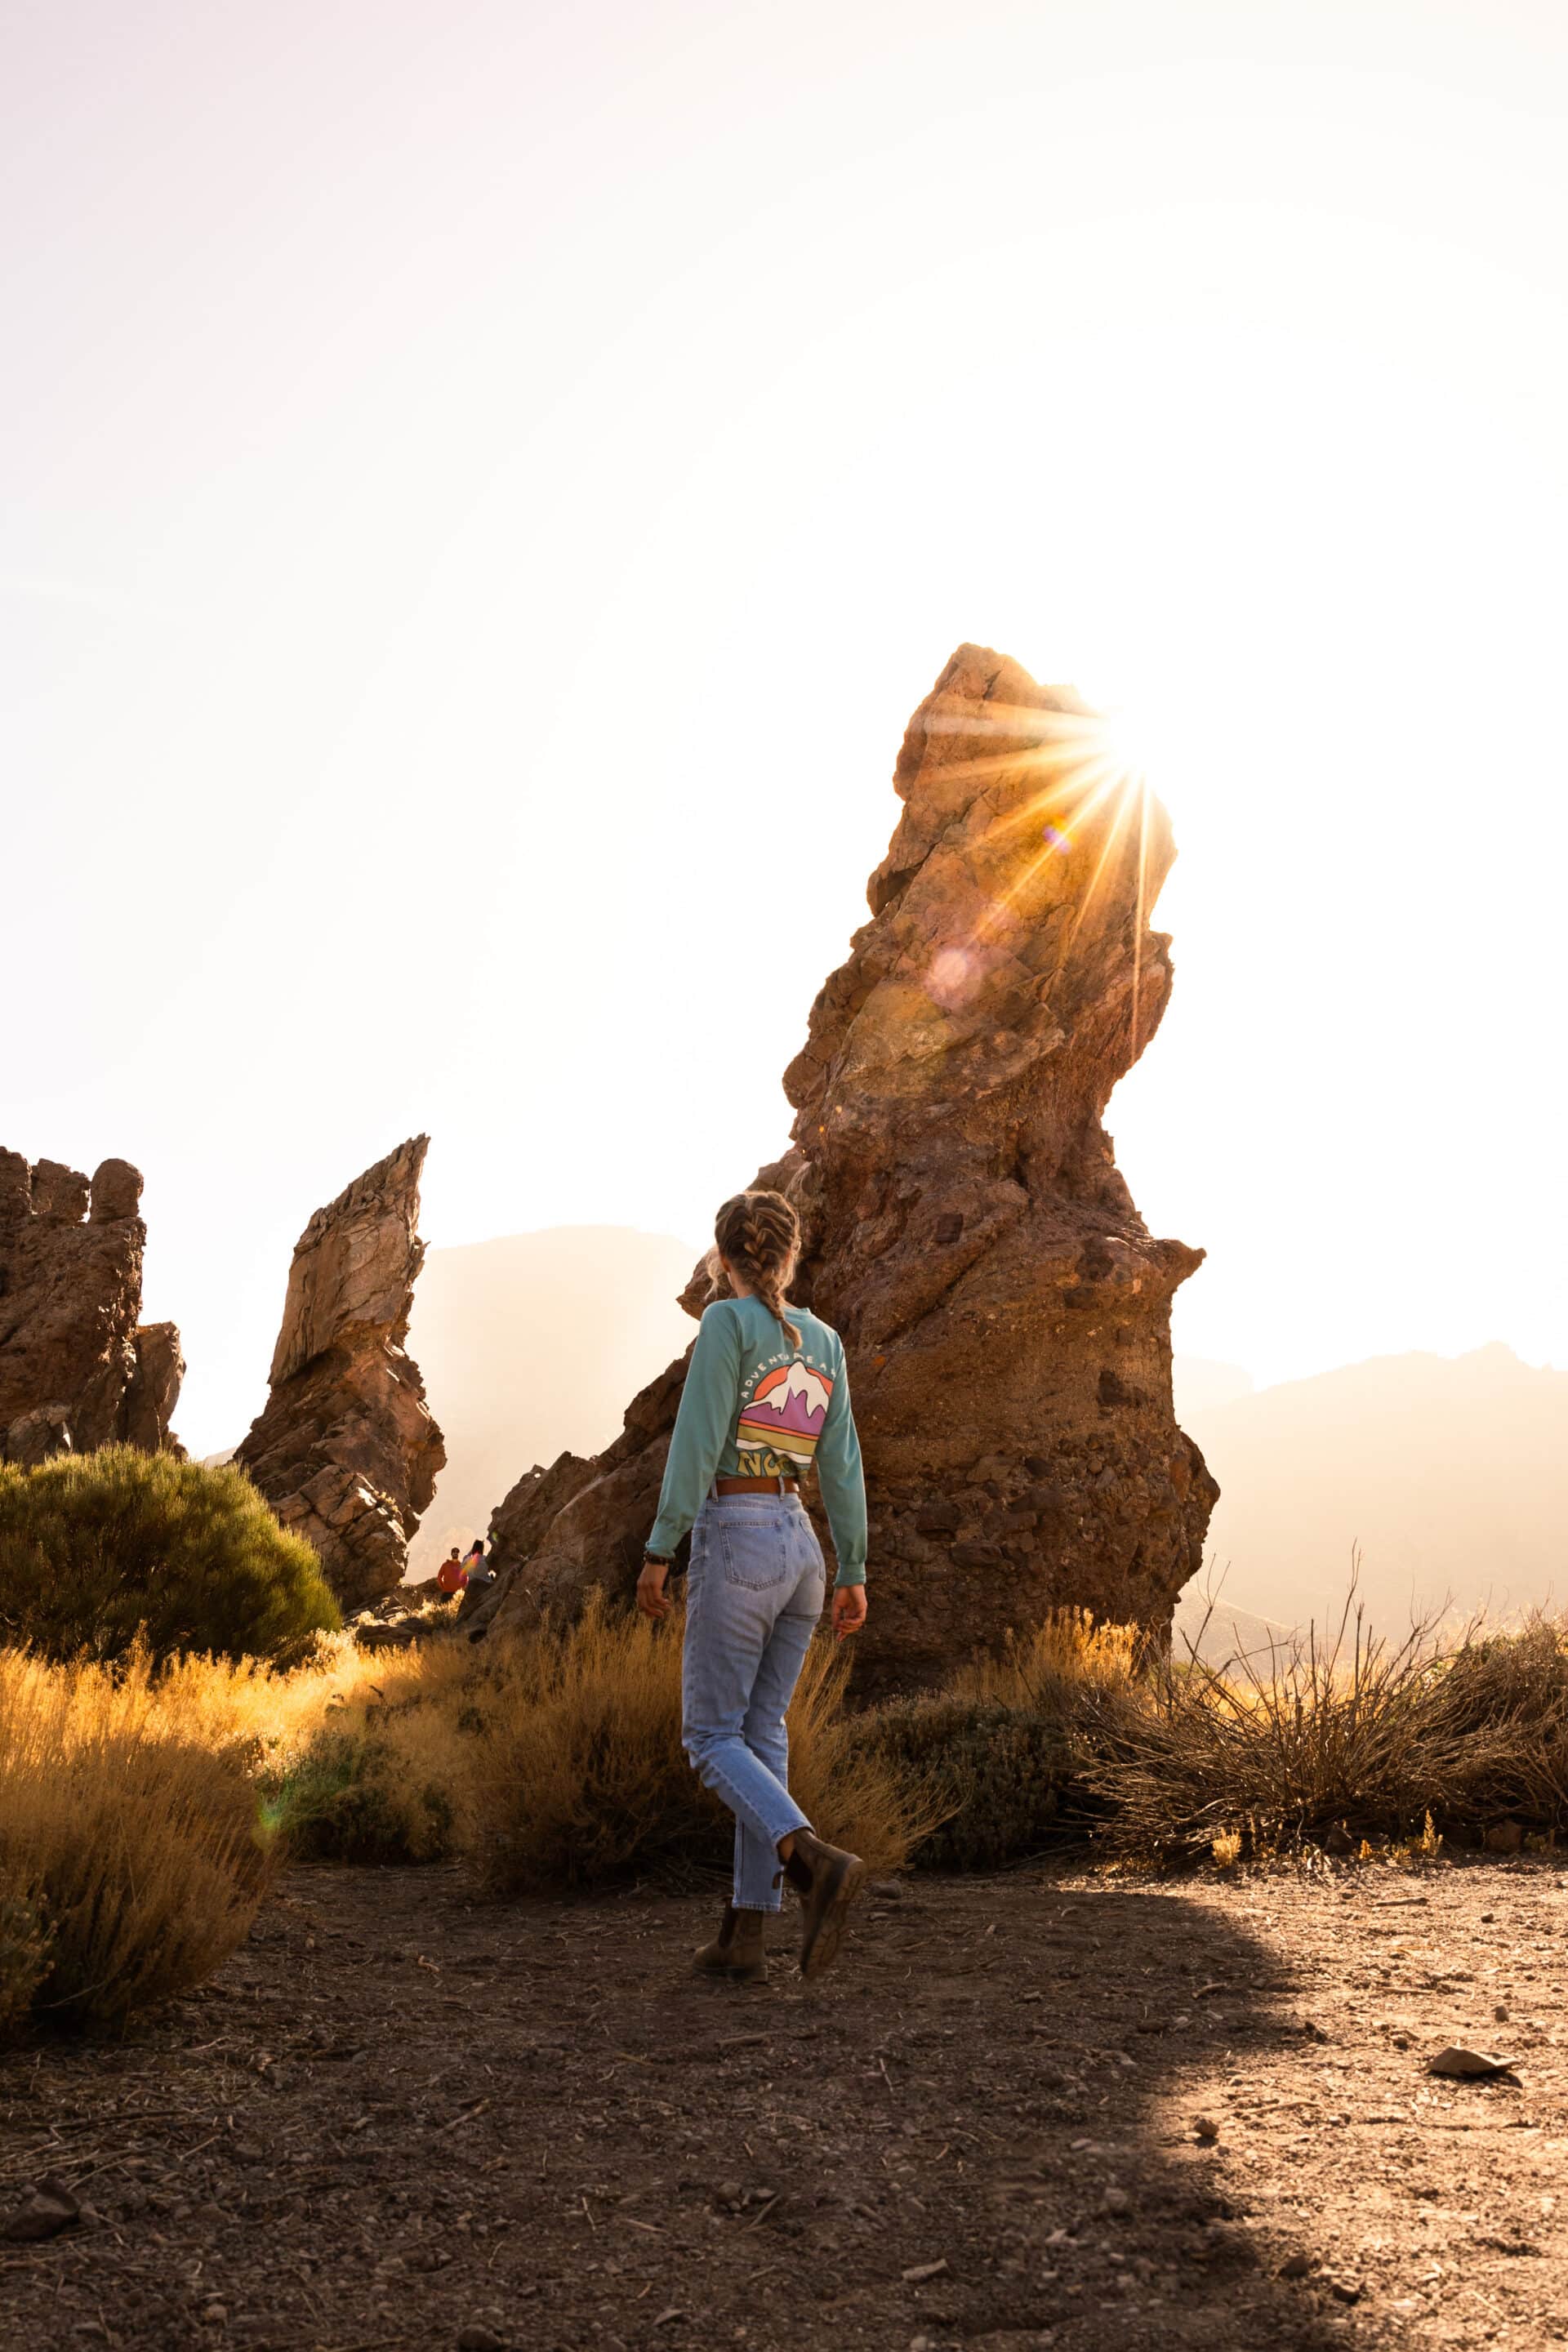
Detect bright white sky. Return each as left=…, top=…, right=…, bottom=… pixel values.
left=6, top=0, right=1566, bottom=1458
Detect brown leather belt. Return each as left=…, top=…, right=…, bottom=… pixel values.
left=714, top=1475, right=800, bottom=1496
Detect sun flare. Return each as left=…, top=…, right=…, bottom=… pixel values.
left=1073, top=679, right=1173, bottom=795
left=906, top=697, right=1154, bottom=1053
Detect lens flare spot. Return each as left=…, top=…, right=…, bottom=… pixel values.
left=928, top=947, right=978, bottom=1009
left=1042, top=822, right=1072, bottom=852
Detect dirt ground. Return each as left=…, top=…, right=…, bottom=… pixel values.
left=4, top=1855, right=1568, bottom=2352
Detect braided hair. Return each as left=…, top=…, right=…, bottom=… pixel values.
left=710, top=1189, right=802, bottom=1351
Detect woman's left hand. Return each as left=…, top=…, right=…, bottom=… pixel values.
left=636, top=1556, right=673, bottom=1620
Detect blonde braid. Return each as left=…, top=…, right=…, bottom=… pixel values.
left=712, top=1189, right=801, bottom=1351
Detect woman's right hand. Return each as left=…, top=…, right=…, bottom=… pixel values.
left=831, top=1583, right=867, bottom=1641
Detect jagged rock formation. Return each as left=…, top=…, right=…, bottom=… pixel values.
left=122, top=1321, right=185, bottom=1454
left=473, top=647, right=1217, bottom=1688
left=0, top=1150, right=185, bottom=1463
left=237, top=1138, right=445, bottom=1610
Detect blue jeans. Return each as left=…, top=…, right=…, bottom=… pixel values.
left=682, top=1492, right=825, bottom=1912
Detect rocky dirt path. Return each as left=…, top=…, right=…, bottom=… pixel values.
left=4, top=1858, right=1568, bottom=2350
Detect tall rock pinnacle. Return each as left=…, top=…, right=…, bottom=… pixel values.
left=475, top=648, right=1216, bottom=1686
left=238, top=1138, right=446, bottom=1610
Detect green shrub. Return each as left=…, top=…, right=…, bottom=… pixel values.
left=866, top=1697, right=1085, bottom=1869
left=263, top=1726, right=457, bottom=1864
left=0, top=1447, right=340, bottom=1666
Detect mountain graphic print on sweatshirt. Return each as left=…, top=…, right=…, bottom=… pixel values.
left=736, top=1360, right=834, bottom=1469
left=644, top=1294, right=868, bottom=1585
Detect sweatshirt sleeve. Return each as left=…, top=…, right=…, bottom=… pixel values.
left=645, top=1303, right=742, bottom=1557
left=816, top=1345, right=867, bottom=1587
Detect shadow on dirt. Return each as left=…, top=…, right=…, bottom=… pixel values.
left=0, top=1866, right=1358, bottom=2352
left=868, top=1878, right=1355, bottom=2348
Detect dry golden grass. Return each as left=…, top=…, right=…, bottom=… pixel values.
left=948, top=1607, right=1140, bottom=1710
left=0, top=1629, right=494, bottom=2040
left=463, top=1594, right=941, bottom=1896
left=20, top=1571, right=1568, bottom=2047
left=0, top=1647, right=277, bottom=2038
left=867, top=1601, right=1568, bottom=1871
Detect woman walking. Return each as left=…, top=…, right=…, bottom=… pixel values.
left=636, top=1189, right=870, bottom=1983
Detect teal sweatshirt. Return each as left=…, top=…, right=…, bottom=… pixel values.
left=646, top=1294, right=867, bottom=1586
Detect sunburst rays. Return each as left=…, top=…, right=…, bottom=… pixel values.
left=920, top=697, right=1160, bottom=1053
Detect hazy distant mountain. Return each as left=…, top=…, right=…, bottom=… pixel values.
left=1186, top=1343, right=1568, bottom=1633
left=405, top=1245, right=1257, bottom=1584
left=1172, top=1356, right=1255, bottom=1418
left=406, top=1227, right=697, bottom=1575
left=403, top=1232, right=1566, bottom=1642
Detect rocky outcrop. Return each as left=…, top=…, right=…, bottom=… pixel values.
left=237, top=1138, right=445, bottom=1610
left=0, top=1150, right=184, bottom=1463
left=474, top=647, right=1216, bottom=1688
left=462, top=1368, right=684, bottom=1633
left=122, top=1323, right=186, bottom=1454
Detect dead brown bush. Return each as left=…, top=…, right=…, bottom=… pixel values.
left=1081, top=1597, right=1568, bottom=1863
left=1413, top=1618, right=1568, bottom=1833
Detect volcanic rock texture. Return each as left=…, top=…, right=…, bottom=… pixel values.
left=238, top=1138, right=445, bottom=1610
left=476, top=647, right=1216, bottom=1688
left=0, top=1149, right=185, bottom=1464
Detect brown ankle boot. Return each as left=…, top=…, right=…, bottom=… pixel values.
left=693, top=1904, right=768, bottom=1984
left=783, top=1829, right=866, bottom=1979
